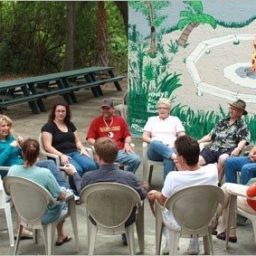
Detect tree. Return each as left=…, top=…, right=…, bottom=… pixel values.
left=177, top=0, right=217, bottom=47
left=115, top=1, right=128, bottom=38
left=129, top=1, right=170, bottom=54
left=97, top=1, right=108, bottom=66
left=63, top=1, right=76, bottom=71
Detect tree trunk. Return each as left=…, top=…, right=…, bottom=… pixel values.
left=115, top=1, right=128, bottom=38
left=63, top=1, right=75, bottom=71
left=146, top=1, right=157, bottom=54
left=177, top=22, right=199, bottom=48
left=97, top=1, right=108, bottom=66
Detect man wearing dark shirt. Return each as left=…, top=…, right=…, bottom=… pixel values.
left=64, top=137, right=146, bottom=245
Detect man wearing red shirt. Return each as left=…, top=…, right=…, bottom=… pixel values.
left=86, top=98, right=141, bottom=174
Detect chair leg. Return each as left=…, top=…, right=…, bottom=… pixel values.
left=203, top=232, right=214, bottom=255
left=155, top=205, right=163, bottom=255
left=149, top=165, right=153, bottom=185
left=88, top=220, right=97, bottom=255
left=69, top=200, right=79, bottom=252
left=45, top=224, right=55, bottom=256
left=4, top=203, right=14, bottom=247
left=251, top=219, right=256, bottom=244
left=136, top=203, right=144, bottom=254
left=14, top=225, right=22, bottom=255
left=168, top=230, right=180, bottom=255
left=126, top=225, right=135, bottom=255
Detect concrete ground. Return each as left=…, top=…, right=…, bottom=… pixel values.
left=0, top=88, right=255, bottom=255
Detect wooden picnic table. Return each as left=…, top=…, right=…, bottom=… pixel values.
left=0, top=66, right=124, bottom=114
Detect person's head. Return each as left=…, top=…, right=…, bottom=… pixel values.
left=101, top=98, right=115, bottom=120
left=94, top=137, right=118, bottom=164
left=48, top=102, right=71, bottom=124
left=174, top=135, right=200, bottom=167
left=0, top=114, right=13, bottom=139
left=156, top=98, right=171, bottom=120
left=228, top=99, right=247, bottom=119
left=21, top=138, right=40, bottom=167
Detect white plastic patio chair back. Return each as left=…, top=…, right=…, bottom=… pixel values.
left=142, top=142, right=165, bottom=185
left=155, top=185, right=224, bottom=255
left=0, top=175, right=14, bottom=247
left=4, top=176, right=79, bottom=255
left=39, top=133, right=61, bottom=167
left=115, top=91, right=128, bottom=120
left=80, top=182, right=144, bottom=255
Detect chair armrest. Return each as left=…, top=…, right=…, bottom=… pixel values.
left=0, top=166, right=10, bottom=172
left=199, top=141, right=212, bottom=151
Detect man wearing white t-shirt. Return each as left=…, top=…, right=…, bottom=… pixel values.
left=148, top=135, right=218, bottom=254
left=142, top=98, right=185, bottom=184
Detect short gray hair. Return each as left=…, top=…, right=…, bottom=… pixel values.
left=156, top=98, right=171, bottom=109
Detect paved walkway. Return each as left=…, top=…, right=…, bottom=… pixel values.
left=0, top=89, right=255, bottom=255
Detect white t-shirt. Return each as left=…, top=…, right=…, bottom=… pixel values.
left=143, top=116, right=185, bottom=147
left=162, top=164, right=218, bottom=198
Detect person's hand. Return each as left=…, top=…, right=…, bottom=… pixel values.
left=231, top=147, right=241, bottom=156
left=80, top=147, right=90, bottom=157
left=10, top=140, right=19, bottom=147
left=17, top=136, right=24, bottom=146
left=60, top=154, right=70, bottom=165
left=147, top=189, right=158, bottom=203
left=249, top=146, right=256, bottom=162
left=124, top=143, right=134, bottom=153
left=60, top=164, right=77, bottom=176
left=58, top=191, right=67, bottom=201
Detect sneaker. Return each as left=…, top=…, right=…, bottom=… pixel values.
left=162, top=244, right=169, bottom=255
left=187, top=238, right=199, bottom=255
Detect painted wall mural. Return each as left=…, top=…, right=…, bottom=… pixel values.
left=128, top=0, right=256, bottom=142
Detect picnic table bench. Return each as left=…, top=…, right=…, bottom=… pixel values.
left=0, top=66, right=124, bottom=114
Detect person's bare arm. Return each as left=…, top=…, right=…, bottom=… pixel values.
left=177, top=131, right=185, bottom=137
left=74, top=131, right=90, bottom=157
left=87, top=138, right=96, bottom=146
left=142, top=131, right=152, bottom=143
left=231, top=139, right=247, bottom=156
left=197, top=133, right=212, bottom=144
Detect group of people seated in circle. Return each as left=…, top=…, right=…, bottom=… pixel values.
left=0, top=96, right=255, bottom=254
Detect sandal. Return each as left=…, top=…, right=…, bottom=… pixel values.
left=216, top=232, right=237, bottom=243
left=55, top=235, right=72, bottom=246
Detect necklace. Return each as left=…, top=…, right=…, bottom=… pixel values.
left=103, top=117, right=114, bottom=138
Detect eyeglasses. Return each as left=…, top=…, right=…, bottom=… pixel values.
left=158, top=107, right=169, bottom=110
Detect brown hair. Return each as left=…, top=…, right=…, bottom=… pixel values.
left=0, top=114, right=13, bottom=135
left=175, top=135, right=199, bottom=166
left=94, top=137, right=118, bottom=163
left=21, top=138, right=39, bottom=167
left=48, top=102, right=71, bottom=124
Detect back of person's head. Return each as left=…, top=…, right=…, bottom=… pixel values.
left=0, top=114, right=13, bottom=134
left=94, top=137, right=118, bottom=164
left=175, top=135, right=199, bottom=166
left=156, top=98, right=171, bottom=110
left=48, top=102, right=71, bottom=123
left=21, top=138, right=40, bottom=167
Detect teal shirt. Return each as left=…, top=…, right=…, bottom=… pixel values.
left=0, top=135, right=23, bottom=166
left=8, top=164, right=61, bottom=199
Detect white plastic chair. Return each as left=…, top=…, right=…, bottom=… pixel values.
left=115, top=92, right=128, bottom=120
left=155, top=185, right=224, bottom=255
left=142, top=142, right=165, bottom=185
left=225, top=187, right=256, bottom=249
left=0, top=175, right=14, bottom=247
left=4, top=176, right=79, bottom=255
left=80, top=182, right=144, bottom=255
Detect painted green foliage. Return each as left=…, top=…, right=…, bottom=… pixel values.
left=177, top=0, right=217, bottom=47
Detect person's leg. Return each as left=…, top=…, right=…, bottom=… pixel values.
left=147, top=140, right=175, bottom=177
left=67, top=152, right=97, bottom=176
left=36, top=159, right=69, bottom=188
left=217, top=153, right=229, bottom=183
left=225, top=156, right=250, bottom=184
left=116, top=150, right=141, bottom=173
left=240, top=162, right=256, bottom=185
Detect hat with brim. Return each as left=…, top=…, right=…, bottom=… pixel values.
left=229, top=99, right=247, bottom=115
left=101, top=98, right=114, bottom=108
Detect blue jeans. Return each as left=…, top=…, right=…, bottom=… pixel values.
left=147, top=140, right=175, bottom=179
left=116, top=150, right=141, bottom=173
left=41, top=202, right=66, bottom=225
left=36, top=160, right=69, bottom=188
left=225, top=156, right=256, bottom=185
left=67, top=151, right=97, bottom=176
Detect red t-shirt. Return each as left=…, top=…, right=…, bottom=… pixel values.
left=86, top=115, right=131, bottom=149
left=246, top=183, right=256, bottom=211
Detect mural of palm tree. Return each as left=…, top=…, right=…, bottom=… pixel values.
left=129, top=1, right=170, bottom=54
left=177, top=0, right=217, bottom=47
